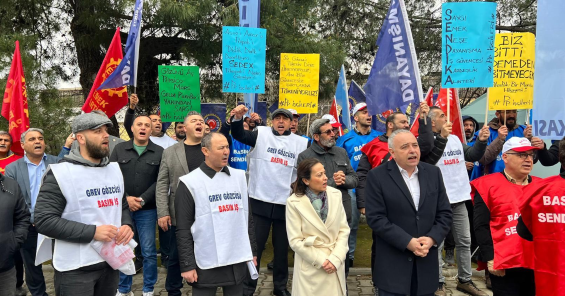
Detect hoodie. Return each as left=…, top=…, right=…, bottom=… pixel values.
left=462, top=115, right=479, bottom=143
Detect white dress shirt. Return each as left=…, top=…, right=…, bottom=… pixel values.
left=397, top=164, right=421, bottom=211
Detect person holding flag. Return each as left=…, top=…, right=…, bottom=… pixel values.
left=425, top=106, right=489, bottom=296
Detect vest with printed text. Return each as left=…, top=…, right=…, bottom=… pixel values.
left=436, top=134, right=471, bottom=203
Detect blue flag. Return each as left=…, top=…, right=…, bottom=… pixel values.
left=364, top=0, right=422, bottom=120
left=201, top=103, right=227, bottom=133
left=335, top=65, right=351, bottom=130
left=98, top=0, right=143, bottom=90
left=239, top=0, right=261, bottom=116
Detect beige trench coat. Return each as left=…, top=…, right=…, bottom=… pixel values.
left=286, top=186, right=350, bottom=296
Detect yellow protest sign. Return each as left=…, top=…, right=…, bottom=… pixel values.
left=488, top=32, right=535, bottom=110
left=278, top=53, right=320, bottom=113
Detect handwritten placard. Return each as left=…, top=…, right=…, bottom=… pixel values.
left=442, top=2, right=496, bottom=88
left=278, top=53, right=320, bottom=113
left=222, top=26, right=266, bottom=93
left=158, top=65, right=201, bottom=122
left=488, top=33, right=535, bottom=110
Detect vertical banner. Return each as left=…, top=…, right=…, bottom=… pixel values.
left=158, top=65, right=201, bottom=122
left=201, top=103, right=227, bottom=133
left=533, top=0, right=565, bottom=139
left=278, top=53, right=320, bottom=113
left=239, top=0, right=261, bottom=115
left=222, top=26, right=266, bottom=93
left=441, top=2, right=496, bottom=88
left=363, top=0, right=423, bottom=120
left=488, top=33, right=535, bottom=110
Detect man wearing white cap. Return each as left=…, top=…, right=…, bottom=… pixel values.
left=336, top=103, right=382, bottom=268
left=472, top=137, right=539, bottom=295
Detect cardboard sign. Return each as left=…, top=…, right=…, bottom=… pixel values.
left=158, top=65, right=201, bottom=122
left=278, top=53, right=320, bottom=113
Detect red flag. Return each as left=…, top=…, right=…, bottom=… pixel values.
left=2, top=41, right=30, bottom=156
left=329, top=97, right=344, bottom=136
left=435, top=88, right=465, bottom=143
left=410, top=87, right=434, bottom=137
left=82, top=28, right=128, bottom=117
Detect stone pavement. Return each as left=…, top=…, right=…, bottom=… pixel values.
left=30, top=265, right=492, bottom=296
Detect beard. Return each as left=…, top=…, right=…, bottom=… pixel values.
left=85, top=137, right=109, bottom=160
left=176, top=132, right=186, bottom=140
left=320, top=137, right=336, bottom=148
left=503, top=117, right=517, bottom=129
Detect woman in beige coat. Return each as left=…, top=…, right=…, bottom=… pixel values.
left=286, top=158, right=350, bottom=296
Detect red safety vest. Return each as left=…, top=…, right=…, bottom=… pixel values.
left=470, top=173, right=536, bottom=271
left=520, top=175, right=565, bottom=296
left=360, top=137, right=391, bottom=168
left=0, top=154, right=21, bottom=174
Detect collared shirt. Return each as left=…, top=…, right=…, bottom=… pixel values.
left=503, top=170, right=530, bottom=185
left=24, top=154, right=47, bottom=211
left=397, top=164, right=421, bottom=210
left=200, top=162, right=231, bottom=179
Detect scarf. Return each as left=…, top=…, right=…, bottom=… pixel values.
left=305, top=187, right=328, bottom=222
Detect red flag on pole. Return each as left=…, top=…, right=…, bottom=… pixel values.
left=2, top=41, right=30, bottom=156
left=329, top=96, right=344, bottom=136
left=410, top=87, right=434, bottom=137
left=82, top=28, right=128, bottom=117
left=435, top=88, right=465, bottom=143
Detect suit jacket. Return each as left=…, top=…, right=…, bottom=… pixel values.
left=5, top=154, right=60, bottom=223
left=365, top=160, right=452, bottom=295
left=156, top=142, right=189, bottom=226
left=286, top=186, right=350, bottom=296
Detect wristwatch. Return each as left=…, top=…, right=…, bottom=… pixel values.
left=140, top=198, right=145, bottom=207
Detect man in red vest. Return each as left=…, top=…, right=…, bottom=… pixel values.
left=518, top=138, right=565, bottom=296
left=472, top=137, right=539, bottom=295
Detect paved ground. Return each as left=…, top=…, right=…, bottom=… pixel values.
left=29, top=265, right=492, bottom=296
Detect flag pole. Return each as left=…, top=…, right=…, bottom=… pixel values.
left=447, top=89, right=451, bottom=123
left=485, top=89, right=490, bottom=126
left=504, top=110, right=507, bottom=126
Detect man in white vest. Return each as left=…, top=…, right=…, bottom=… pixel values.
left=231, top=105, right=307, bottom=296
left=175, top=132, right=257, bottom=296
left=34, top=113, right=134, bottom=296
left=426, top=106, right=489, bottom=296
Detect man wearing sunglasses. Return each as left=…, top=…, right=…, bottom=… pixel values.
left=472, top=137, right=540, bottom=295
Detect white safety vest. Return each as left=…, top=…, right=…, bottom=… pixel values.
left=179, top=167, right=253, bottom=269
left=150, top=134, right=177, bottom=149
left=435, top=134, right=471, bottom=203
left=247, top=126, right=308, bottom=205
left=36, top=162, right=124, bottom=272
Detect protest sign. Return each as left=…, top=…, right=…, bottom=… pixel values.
left=489, top=33, right=535, bottom=110
left=222, top=26, right=266, bottom=93
left=532, top=0, right=565, bottom=139
left=442, top=2, right=496, bottom=88
left=278, top=53, right=320, bottom=113
left=158, top=65, right=200, bottom=122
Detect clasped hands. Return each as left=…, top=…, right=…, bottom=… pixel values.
left=322, top=259, right=337, bottom=274
left=407, top=237, right=434, bottom=257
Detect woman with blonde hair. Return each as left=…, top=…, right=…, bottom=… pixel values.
left=286, top=158, right=350, bottom=295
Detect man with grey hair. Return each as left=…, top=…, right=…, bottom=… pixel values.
left=157, top=110, right=206, bottom=296
left=5, top=127, right=62, bottom=296
left=297, top=118, right=358, bottom=224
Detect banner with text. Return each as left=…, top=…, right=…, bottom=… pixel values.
left=278, top=53, right=320, bottom=113
left=158, top=65, right=201, bottom=122
left=441, top=2, right=496, bottom=88
left=532, top=0, right=565, bottom=139
left=222, top=26, right=266, bottom=94
left=489, top=33, right=535, bottom=110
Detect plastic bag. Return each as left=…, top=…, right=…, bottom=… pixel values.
left=91, top=239, right=138, bottom=275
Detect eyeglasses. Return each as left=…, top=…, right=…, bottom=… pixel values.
left=318, top=129, right=335, bottom=136
left=505, top=152, right=534, bottom=160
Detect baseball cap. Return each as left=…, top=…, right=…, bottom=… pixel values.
left=321, top=114, right=341, bottom=128
left=72, top=112, right=113, bottom=134
left=351, top=103, right=367, bottom=116
left=501, top=137, right=540, bottom=154
left=271, top=108, right=293, bottom=120
left=287, top=109, right=300, bottom=117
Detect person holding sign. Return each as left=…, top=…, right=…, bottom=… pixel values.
left=426, top=106, right=489, bottom=296
left=231, top=105, right=308, bottom=296
left=175, top=132, right=257, bottom=296
left=472, top=137, right=538, bottom=296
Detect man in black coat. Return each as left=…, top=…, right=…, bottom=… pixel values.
left=366, top=129, right=452, bottom=296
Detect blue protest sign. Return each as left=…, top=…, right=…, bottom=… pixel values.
left=222, top=26, right=266, bottom=93
left=442, top=2, right=496, bottom=88
left=201, top=103, right=227, bottom=133
left=533, top=0, right=565, bottom=139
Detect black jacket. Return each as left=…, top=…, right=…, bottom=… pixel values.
left=175, top=163, right=257, bottom=287
left=110, top=139, right=164, bottom=210
left=366, top=160, right=452, bottom=295
left=297, top=142, right=358, bottom=222
left=231, top=117, right=293, bottom=220
left=0, top=173, right=30, bottom=272
left=34, top=150, right=133, bottom=271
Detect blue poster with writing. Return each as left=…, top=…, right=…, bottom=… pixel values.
left=222, top=26, right=266, bottom=93
left=441, top=2, right=496, bottom=88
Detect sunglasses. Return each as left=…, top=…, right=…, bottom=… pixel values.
left=318, top=129, right=335, bottom=136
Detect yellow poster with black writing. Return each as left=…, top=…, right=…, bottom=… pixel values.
left=488, top=32, right=535, bottom=110
left=278, top=53, right=320, bottom=113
